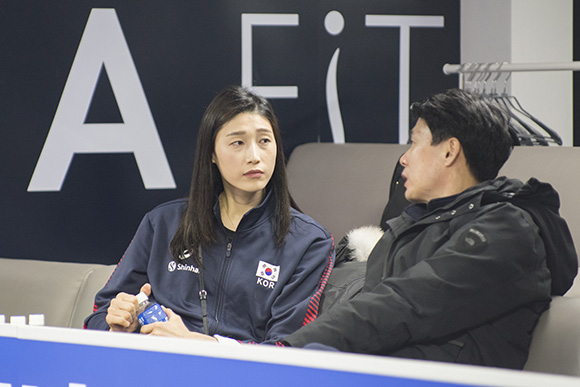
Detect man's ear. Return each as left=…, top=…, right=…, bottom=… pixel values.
left=444, top=137, right=462, bottom=166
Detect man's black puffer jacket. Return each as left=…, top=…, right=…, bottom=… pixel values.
left=286, top=177, right=577, bottom=369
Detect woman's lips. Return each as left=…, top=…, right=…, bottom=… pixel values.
left=244, top=169, right=264, bottom=178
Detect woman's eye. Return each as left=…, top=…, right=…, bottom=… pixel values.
left=231, top=140, right=243, bottom=146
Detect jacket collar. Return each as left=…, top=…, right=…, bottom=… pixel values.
left=399, top=177, right=526, bottom=229
left=213, top=189, right=275, bottom=232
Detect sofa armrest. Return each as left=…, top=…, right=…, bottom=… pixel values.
left=0, top=258, right=114, bottom=328
left=70, top=264, right=115, bottom=329
left=524, top=296, right=580, bottom=376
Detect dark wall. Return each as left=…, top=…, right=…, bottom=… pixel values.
left=0, top=1, right=459, bottom=264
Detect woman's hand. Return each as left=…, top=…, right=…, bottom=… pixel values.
left=140, top=307, right=218, bottom=342
left=106, top=283, right=151, bottom=333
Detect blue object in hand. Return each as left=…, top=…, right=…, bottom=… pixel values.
left=136, top=292, right=168, bottom=325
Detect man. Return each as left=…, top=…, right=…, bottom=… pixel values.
left=282, top=89, right=577, bottom=369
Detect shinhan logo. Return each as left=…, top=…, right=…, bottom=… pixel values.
left=168, top=261, right=199, bottom=273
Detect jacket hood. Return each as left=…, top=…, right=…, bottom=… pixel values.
left=482, top=177, right=578, bottom=295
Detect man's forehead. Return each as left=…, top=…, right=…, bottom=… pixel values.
left=410, top=119, right=430, bottom=138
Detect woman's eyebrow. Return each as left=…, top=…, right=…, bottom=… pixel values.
left=225, top=130, right=246, bottom=137
left=226, top=128, right=273, bottom=137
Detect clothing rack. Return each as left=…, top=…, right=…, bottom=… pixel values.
left=441, top=61, right=580, bottom=147
left=443, top=61, right=580, bottom=89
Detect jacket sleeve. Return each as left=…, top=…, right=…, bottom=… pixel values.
left=83, top=214, right=154, bottom=330
left=259, top=231, right=334, bottom=345
left=284, top=204, right=552, bottom=353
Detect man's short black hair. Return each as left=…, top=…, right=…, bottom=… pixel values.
left=410, top=88, right=514, bottom=182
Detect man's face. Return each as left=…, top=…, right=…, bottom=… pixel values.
left=399, top=118, right=449, bottom=204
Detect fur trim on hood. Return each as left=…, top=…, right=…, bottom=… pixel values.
left=346, top=225, right=384, bottom=262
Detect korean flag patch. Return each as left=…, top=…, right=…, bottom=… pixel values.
left=256, top=260, right=280, bottom=282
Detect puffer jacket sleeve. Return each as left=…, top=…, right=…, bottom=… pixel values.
left=284, top=203, right=552, bottom=353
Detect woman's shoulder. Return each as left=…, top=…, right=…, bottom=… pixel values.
left=289, top=208, right=332, bottom=239
left=145, top=198, right=188, bottom=221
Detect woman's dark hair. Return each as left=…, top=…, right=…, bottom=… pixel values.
left=410, top=88, right=513, bottom=182
left=170, top=85, right=297, bottom=263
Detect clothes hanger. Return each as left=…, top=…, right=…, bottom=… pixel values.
left=498, top=70, right=560, bottom=145
left=503, top=97, right=550, bottom=146
left=484, top=69, right=536, bottom=146
left=505, top=95, right=562, bottom=145
left=457, top=62, right=563, bottom=147
left=497, top=71, right=556, bottom=146
left=497, top=73, right=550, bottom=145
left=464, top=64, right=558, bottom=147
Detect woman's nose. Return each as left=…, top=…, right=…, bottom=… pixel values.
left=247, top=143, right=260, bottom=163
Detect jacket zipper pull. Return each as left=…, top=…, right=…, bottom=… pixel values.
left=226, top=242, right=232, bottom=258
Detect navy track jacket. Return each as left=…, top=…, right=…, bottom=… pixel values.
left=85, top=191, right=334, bottom=344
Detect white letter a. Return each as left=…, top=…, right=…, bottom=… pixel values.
left=28, top=8, right=175, bottom=191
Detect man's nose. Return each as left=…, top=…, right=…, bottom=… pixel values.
left=399, top=152, right=408, bottom=167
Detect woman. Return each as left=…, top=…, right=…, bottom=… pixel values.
left=84, top=86, right=334, bottom=345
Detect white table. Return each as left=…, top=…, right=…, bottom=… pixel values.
left=0, top=324, right=578, bottom=387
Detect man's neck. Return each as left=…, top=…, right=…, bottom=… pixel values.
left=438, top=167, right=480, bottom=200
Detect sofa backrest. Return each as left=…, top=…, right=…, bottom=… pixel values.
left=287, top=143, right=402, bottom=242
left=0, top=257, right=115, bottom=328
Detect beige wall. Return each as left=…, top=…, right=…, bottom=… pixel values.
left=460, top=0, right=573, bottom=145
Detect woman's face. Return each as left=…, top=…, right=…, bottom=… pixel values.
left=212, top=112, right=277, bottom=200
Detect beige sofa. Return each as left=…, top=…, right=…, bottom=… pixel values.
left=0, top=258, right=115, bottom=329
left=0, top=142, right=579, bottom=376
